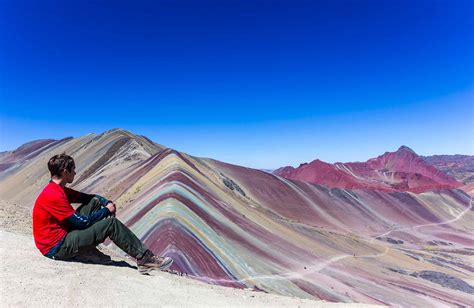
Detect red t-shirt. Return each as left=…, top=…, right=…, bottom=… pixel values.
left=32, top=181, right=83, bottom=255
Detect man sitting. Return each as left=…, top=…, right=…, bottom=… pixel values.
left=32, top=153, right=172, bottom=274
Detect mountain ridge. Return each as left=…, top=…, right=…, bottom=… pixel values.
left=0, top=130, right=472, bottom=306
left=273, top=145, right=464, bottom=193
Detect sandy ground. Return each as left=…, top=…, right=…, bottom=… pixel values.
left=0, top=200, right=32, bottom=236
left=0, top=200, right=379, bottom=307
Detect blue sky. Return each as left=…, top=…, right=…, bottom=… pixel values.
left=1, top=0, right=473, bottom=169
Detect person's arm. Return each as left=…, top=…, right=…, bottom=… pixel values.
left=63, top=186, right=112, bottom=206
left=94, top=194, right=112, bottom=207
left=63, top=186, right=95, bottom=204
left=66, top=207, right=111, bottom=230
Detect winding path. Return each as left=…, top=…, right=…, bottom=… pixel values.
left=191, top=198, right=473, bottom=285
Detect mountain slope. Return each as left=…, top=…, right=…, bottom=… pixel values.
left=0, top=128, right=164, bottom=206
left=0, top=131, right=472, bottom=306
left=0, top=138, right=68, bottom=175
left=110, top=146, right=473, bottom=306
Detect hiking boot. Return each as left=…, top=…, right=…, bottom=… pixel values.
left=137, top=250, right=173, bottom=274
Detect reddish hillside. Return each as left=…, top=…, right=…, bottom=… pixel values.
left=0, top=139, right=62, bottom=172
left=273, top=146, right=463, bottom=193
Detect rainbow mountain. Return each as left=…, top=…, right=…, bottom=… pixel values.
left=0, top=128, right=472, bottom=306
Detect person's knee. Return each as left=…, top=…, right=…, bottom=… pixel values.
left=91, top=196, right=101, bottom=206
left=98, top=217, right=118, bottom=237
left=104, top=217, right=126, bottom=237
left=106, top=217, right=121, bottom=228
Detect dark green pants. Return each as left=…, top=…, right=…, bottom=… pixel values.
left=54, top=197, right=148, bottom=260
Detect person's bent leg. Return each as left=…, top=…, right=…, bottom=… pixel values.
left=76, top=197, right=102, bottom=216
left=54, top=217, right=148, bottom=260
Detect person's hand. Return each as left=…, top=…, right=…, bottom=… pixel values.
left=105, top=202, right=116, bottom=217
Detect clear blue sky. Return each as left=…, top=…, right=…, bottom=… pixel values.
left=1, top=0, right=473, bottom=169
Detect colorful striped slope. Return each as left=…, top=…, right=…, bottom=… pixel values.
left=0, top=129, right=472, bottom=306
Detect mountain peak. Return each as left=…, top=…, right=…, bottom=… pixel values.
left=396, top=145, right=417, bottom=155
left=308, top=158, right=332, bottom=167
left=104, top=128, right=133, bottom=135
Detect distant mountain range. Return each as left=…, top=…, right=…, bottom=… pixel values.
left=273, top=146, right=473, bottom=195
left=0, top=129, right=472, bottom=306
left=421, top=154, right=474, bottom=184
